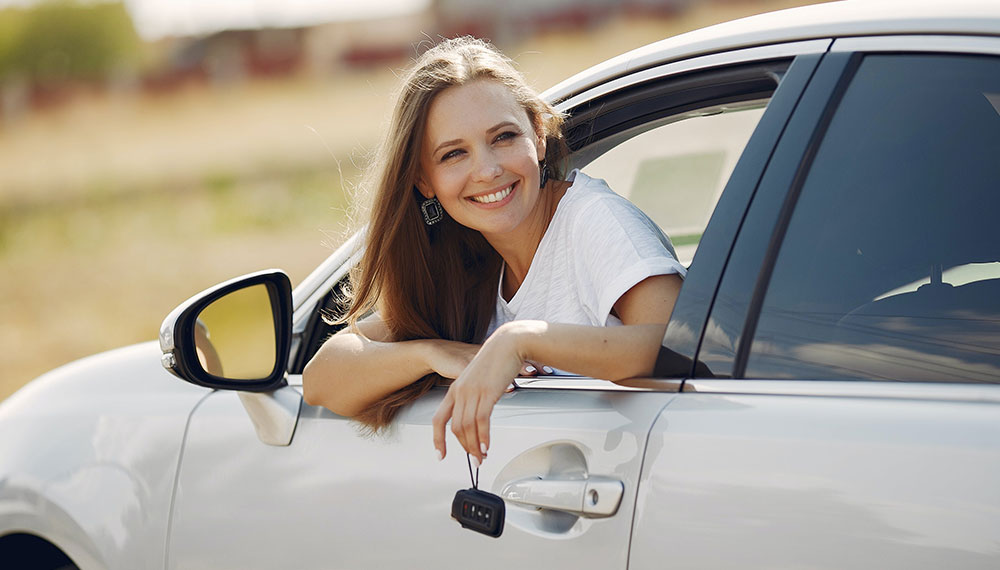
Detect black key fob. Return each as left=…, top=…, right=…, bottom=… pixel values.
left=452, top=488, right=505, bottom=538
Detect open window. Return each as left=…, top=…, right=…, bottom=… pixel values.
left=580, top=101, right=766, bottom=266
left=564, top=62, right=785, bottom=267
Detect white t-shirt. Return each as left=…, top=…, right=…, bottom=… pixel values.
left=488, top=169, right=686, bottom=335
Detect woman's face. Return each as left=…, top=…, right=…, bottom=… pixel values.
left=417, top=79, right=546, bottom=240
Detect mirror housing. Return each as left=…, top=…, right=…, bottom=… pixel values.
left=160, top=269, right=292, bottom=392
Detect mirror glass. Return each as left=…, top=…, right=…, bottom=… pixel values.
left=193, top=284, right=277, bottom=380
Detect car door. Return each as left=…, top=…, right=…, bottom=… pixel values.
left=163, top=42, right=826, bottom=570
left=629, top=36, right=1000, bottom=569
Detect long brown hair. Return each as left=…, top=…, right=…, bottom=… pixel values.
left=343, top=36, right=568, bottom=430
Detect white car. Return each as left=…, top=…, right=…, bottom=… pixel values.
left=3, top=1, right=1000, bottom=568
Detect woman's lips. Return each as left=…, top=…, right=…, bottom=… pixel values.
left=468, top=181, right=517, bottom=207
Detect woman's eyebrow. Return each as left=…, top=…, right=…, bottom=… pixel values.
left=432, top=138, right=462, bottom=156
left=432, top=121, right=520, bottom=156
left=487, top=121, right=518, bottom=133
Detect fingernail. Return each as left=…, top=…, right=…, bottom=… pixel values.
left=525, top=365, right=536, bottom=374
left=542, top=365, right=554, bottom=374
left=435, top=449, right=443, bottom=462
left=480, top=442, right=488, bottom=455
left=471, top=455, right=480, bottom=469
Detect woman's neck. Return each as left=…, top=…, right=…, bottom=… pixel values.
left=487, top=180, right=570, bottom=300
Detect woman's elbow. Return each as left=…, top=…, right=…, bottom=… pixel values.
left=607, top=325, right=666, bottom=381
left=302, top=360, right=365, bottom=417
left=301, top=360, right=326, bottom=407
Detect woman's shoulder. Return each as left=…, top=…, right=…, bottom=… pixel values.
left=558, top=169, right=679, bottom=259
left=561, top=169, right=651, bottom=223
left=563, top=169, right=615, bottom=200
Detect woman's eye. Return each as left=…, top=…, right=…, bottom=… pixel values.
left=494, top=131, right=518, bottom=143
left=441, top=149, right=463, bottom=161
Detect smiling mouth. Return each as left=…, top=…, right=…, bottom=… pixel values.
left=469, top=182, right=515, bottom=204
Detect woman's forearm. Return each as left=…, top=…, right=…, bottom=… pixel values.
left=431, top=320, right=667, bottom=462
left=303, top=331, right=481, bottom=417
left=302, top=333, right=434, bottom=417
left=505, top=320, right=667, bottom=381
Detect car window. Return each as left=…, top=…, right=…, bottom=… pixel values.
left=582, top=103, right=766, bottom=267
left=744, top=53, right=1000, bottom=383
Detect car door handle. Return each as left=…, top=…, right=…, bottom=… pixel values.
left=499, top=476, right=624, bottom=518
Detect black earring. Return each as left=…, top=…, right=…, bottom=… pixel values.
left=421, top=196, right=444, bottom=225
left=539, top=159, right=550, bottom=189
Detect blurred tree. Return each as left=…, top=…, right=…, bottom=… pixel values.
left=0, top=1, right=140, bottom=84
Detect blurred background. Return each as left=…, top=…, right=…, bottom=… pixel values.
left=0, top=0, right=830, bottom=401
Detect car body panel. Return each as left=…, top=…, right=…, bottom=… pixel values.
left=166, top=382, right=675, bottom=569
left=0, top=342, right=209, bottom=569
left=630, top=388, right=1000, bottom=569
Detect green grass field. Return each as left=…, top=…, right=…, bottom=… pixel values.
left=0, top=1, right=825, bottom=401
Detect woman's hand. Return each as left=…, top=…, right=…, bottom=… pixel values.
left=432, top=321, right=539, bottom=464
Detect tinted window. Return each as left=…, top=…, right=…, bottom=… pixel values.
left=745, top=54, right=1000, bottom=382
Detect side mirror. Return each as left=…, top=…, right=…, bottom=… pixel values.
left=160, top=270, right=292, bottom=392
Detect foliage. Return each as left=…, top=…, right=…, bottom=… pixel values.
left=0, top=1, right=140, bottom=83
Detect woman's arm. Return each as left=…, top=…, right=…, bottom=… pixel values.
left=302, top=314, right=480, bottom=417
left=432, top=273, right=682, bottom=463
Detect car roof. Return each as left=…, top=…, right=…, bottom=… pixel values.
left=543, top=0, right=1000, bottom=104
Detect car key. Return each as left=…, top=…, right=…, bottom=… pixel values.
left=451, top=454, right=505, bottom=537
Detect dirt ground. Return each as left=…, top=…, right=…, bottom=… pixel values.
left=0, top=0, right=825, bottom=401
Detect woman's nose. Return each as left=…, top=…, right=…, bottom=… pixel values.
left=472, top=150, right=503, bottom=182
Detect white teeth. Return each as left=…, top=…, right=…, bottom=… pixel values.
left=470, top=183, right=514, bottom=204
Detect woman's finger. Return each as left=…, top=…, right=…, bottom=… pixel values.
left=465, top=392, right=486, bottom=463
left=520, top=362, right=538, bottom=376
left=475, top=397, right=493, bottom=459
left=432, top=392, right=454, bottom=461
left=454, top=392, right=482, bottom=463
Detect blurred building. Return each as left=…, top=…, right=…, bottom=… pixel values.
left=434, top=0, right=691, bottom=44
left=1, top=0, right=698, bottom=115
left=148, top=0, right=693, bottom=85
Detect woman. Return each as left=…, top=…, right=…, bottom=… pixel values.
left=303, top=37, right=684, bottom=466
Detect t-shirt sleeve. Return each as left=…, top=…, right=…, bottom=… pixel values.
left=569, top=192, right=687, bottom=325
